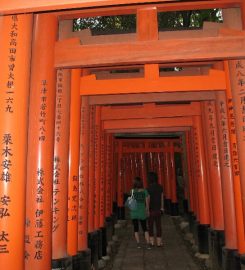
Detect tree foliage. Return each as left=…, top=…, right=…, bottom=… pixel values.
left=73, top=9, right=222, bottom=33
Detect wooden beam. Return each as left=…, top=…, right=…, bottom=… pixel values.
left=80, top=69, right=226, bottom=95
left=55, top=0, right=241, bottom=20
left=88, top=91, right=216, bottom=105
left=106, top=127, right=190, bottom=133
left=0, top=0, right=241, bottom=16
left=101, top=102, right=201, bottom=120
left=55, top=35, right=245, bottom=68
left=0, top=0, right=177, bottom=14
left=103, top=116, right=193, bottom=129
left=137, top=7, right=158, bottom=41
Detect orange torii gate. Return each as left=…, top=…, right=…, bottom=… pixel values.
left=1, top=1, right=245, bottom=270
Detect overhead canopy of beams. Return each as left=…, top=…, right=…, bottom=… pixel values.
left=103, top=116, right=193, bottom=129
left=80, top=69, right=226, bottom=95
left=101, top=102, right=201, bottom=120
left=55, top=34, right=245, bottom=68
left=88, top=91, right=216, bottom=105
left=0, top=0, right=241, bottom=16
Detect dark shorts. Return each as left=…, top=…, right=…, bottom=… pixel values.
left=132, top=219, right=148, bottom=232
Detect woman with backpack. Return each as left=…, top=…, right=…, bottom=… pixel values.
left=127, top=177, right=151, bottom=249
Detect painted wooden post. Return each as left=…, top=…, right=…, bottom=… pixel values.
left=25, top=14, right=58, bottom=270
left=117, top=141, right=125, bottom=220
left=223, top=8, right=245, bottom=255
left=140, top=153, right=147, bottom=187
left=0, top=14, right=33, bottom=270
left=185, top=131, right=195, bottom=213
left=99, top=130, right=105, bottom=228
left=67, top=69, right=81, bottom=256
left=190, top=128, right=200, bottom=221
left=192, top=116, right=210, bottom=225
left=78, top=96, right=89, bottom=251
left=88, top=105, right=95, bottom=234
left=105, top=134, right=113, bottom=218
left=224, top=61, right=245, bottom=254
left=215, top=91, right=237, bottom=250
left=52, top=69, right=71, bottom=265
left=192, top=115, right=210, bottom=254
left=94, top=106, right=101, bottom=230
left=202, top=101, right=224, bottom=231
left=169, top=142, right=178, bottom=215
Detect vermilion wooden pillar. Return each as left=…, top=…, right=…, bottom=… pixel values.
left=94, top=106, right=101, bottom=230
left=99, top=130, right=105, bottom=228
left=190, top=127, right=200, bottom=221
left=192, top=116, right=210, bottom=225
left=163, top=149, right=171, bottom=214
left=67, top=69, right=81, bottom=256
left=78, top=96, right=89, bottom=251
left=192, top=116, right=210, bottom=253
left=140, top=153, right=147, bottom=187
left=170, top=143, right=177, bottom=204
left=0, top=14, right=32, bottom=270
left=202, top=101, right=224, bottom=231
left=215, top=91, right=237, bottom=250
left=88, top=105, right=95, bottom=234
left=25, top=14, right=58, bottom=270
left=185, top=131, right=194, bottom=212
left=117, top=140, right=124, bottom=219
left=224, top=61, right=245, bottom=254
left=52, top=69, right=71, bottom=263
left=169, top=142, right=178, bottom=215
left=105, top=134, right=113, bottom=218
left=223, top=8, right=245, bottom=256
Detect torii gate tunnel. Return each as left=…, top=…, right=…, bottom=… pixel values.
left=1, top=0, right=245, bottom=270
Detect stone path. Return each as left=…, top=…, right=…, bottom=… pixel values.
left=109, top=214, right=203, bottom=270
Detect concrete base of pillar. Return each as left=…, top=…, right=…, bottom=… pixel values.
left=117, top=206, right=125, bottom=220
left=97, top=229, right=103, bottom=259
left=164, top=198, right=171, bottom=214
left=73, top=250, right=91, bottom=270
left=188, top=212, right=196, bottom=235
left=106, top=216, right=113, bottom=242
left=240, top=254, right=245, bottom=269
left=197, top=224, right=209, bottom=254
left=183, top=199, right=189, bottom=215
left=113, top=201, right=118, bottom=216
left=52, top=256, right=72, bottom=270
left=171, top=202, right=179, bottom=216
left=222, top=248, right=240, bottom=270
left=88, top=231, right=99, bottom=270
left=208, top=229, right=224, bottom=270
left=101, top=226, right=107, bottom=257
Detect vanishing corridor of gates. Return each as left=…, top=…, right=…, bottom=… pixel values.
left=1, top=0, right=245, bottom=270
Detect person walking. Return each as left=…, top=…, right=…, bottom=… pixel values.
left=147, top=171, right=164, bottom=247
left=129, top=177, right=151, bottom=249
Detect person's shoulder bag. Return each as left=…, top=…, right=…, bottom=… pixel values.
left=125, top=189, right=137, bottom=210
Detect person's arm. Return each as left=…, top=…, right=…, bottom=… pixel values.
left=161, top=192, right=164, bottom=213
left=146, top=191, right=150, bottom=216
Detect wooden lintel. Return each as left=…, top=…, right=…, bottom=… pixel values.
left=103, top=116, right=193, bottom=130
left=88, top=91, right=216, bottom=105
left=0, top=0, right=176, bottom=14
left=80, top=69, right=226, bottom=95
left=55, top=0, right=241, bottom=20
left=101, top=102, right=201, bottom=120
left=55, top=36, right=245, bottom=68
left=0, top=0, right=241, bottom=16
left=106, top=127, right=190, bottom=133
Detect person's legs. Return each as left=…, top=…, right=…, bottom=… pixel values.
left=148, top=214, right=154, bottom=245
left=132, top=219, right=140, bottom=245
left=155, top=214, right=163, bottom=246
left=140, top=219, right=150, bottom=244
